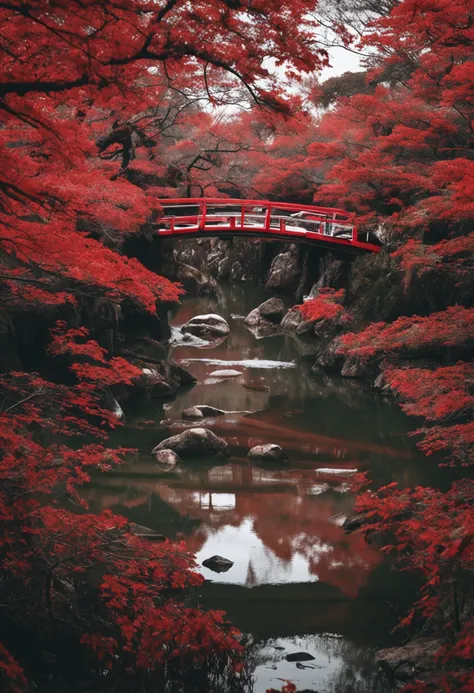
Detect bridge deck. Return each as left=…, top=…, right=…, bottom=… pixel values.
left=156, top=198, right=381, bottom=254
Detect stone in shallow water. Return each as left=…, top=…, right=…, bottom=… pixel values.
left=202, top=555, right=234, bottom=573
left=285, top=652, right=316, bottom=662
left=182, top=406, right=204, bottom=420
left=152, top=428, right=229, bottom=458
left=208, top=369, right=242, bottom=378
left=181, top=314, right=230, bottom=339
left=182, top=405, right=227, bottom=419
left=248, top=444, right=287, bottom=462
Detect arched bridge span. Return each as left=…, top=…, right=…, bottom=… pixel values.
left=156, top=199, right=381, bottom=254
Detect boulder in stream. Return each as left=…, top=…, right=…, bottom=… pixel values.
left=259, top=297, right=285, bottom=322
left=181, top=314, right=230, bottom=339
left=248, top=444, right=287, bottom=463
left=244, top=298, right=285, bottom=337
left=202, top=555, right=234, bottom=573
left=152, top=428, right=229, bottom=458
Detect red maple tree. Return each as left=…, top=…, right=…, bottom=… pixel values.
left=0, top=0, right=330, bottom=689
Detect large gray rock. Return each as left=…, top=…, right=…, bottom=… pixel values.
left=153, top=428, right=229, bottom=458
left=258, top=298, right=285, bottom=323
left=265, top=245, right=300, bottom=293
left=248, top=444, right=287, bottom=462
left=244, top=298, right=285, bottom=338
left=176, top=263, right=217, bottom=296
left=181, top=314, right=230, bottom=339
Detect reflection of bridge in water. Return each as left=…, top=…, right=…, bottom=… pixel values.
left=84, top=461, right=381, bottom=598
left=156, top=198, right=382, bottom=253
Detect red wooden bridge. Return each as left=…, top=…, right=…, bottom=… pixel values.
left=156, top=198, right=381, bottom=253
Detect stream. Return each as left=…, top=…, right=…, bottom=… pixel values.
left=84, top=282, right=451, bottom=693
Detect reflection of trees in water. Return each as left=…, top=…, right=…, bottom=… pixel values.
left=323, top=638, right=395, bottom=693
left=246, top=635, right=394, bottom=693
left=83, top=462, right=381, bottom=596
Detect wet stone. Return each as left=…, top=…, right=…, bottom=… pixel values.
left=248, top=444, right=287, bottom=462
left=202, top=555, right=234, bottom=573
left=209, top=369, right=242, bottom=378
left=152, top=428, right=229, bottom=458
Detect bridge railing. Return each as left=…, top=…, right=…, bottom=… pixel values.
left=155, top=198, right=376, bottom=249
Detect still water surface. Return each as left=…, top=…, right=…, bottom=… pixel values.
left=84, top=283, right=445, bottom=693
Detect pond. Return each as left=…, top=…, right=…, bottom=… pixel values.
left=83, top=282, right=449, bottom=693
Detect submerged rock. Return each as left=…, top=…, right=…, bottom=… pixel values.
left=243, top=382, right=270, bottom=392
left=183, top=405, right=226, bottom=419
left=182, top=406, right=204, bottom=420
left=248, top=444, right=287, bottom=462
left=202, top=555, right=234, bottom=573
left=152, top=428, right=229, bottom=458
left=181, top=314, right=230, bottom=339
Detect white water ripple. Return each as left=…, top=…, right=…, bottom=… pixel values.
left=179, top=358, right=296, bottom=369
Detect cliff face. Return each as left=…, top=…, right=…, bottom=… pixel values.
left=167, top=237, right=349, bottom=300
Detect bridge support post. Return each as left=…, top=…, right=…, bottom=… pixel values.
left=198, top=203, right=207, bottom=231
